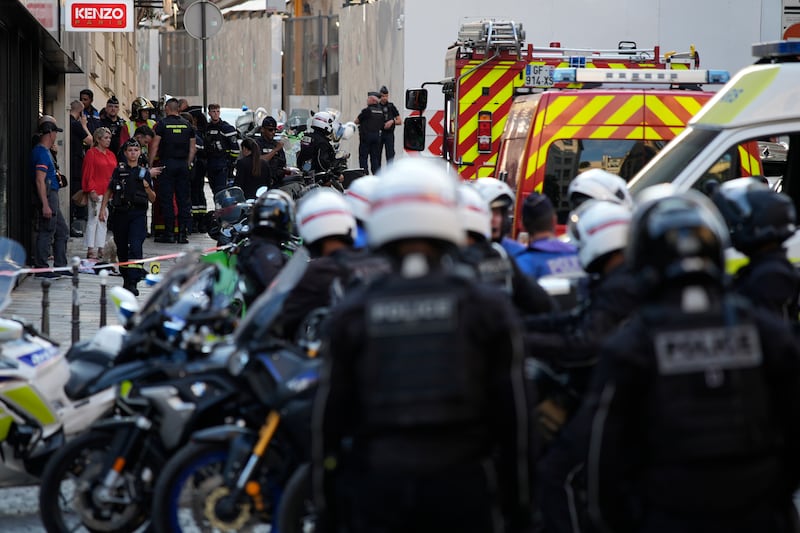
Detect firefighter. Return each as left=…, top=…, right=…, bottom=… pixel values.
left=586, top=190, right=800, bottom=533
left=312, top=158, right=535, bottom=533
left=458, top=183, right=556, bottom=314
left=712, top=178, right=800, bottom=320
left=119, top=96, right=157, bottom=150
left=204, top=103, right=239, bottom=194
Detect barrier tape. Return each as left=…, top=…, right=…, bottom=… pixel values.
left=0, top=244, right=233, bottom=279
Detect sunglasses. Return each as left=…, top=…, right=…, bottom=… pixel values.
left=263, top=127, right=276, bottom=132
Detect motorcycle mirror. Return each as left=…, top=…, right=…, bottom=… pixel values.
left=144, top=273, right=162, bottom=287
left=255, top=185, right=269, bottom=199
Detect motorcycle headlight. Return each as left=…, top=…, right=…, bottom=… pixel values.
left=227, top=348, right=249, bottom=376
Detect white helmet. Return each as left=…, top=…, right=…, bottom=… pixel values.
left=458, top=183, right=491, bottom=240
left=345, top=175, right=379, bottom=223
left=311, top=110, right=335, bottom=134
left=297, top=188, right=356, bottom=246
left=568, top=169, right=633, bottom=210
left=368, top=158, right=465, bottom=249
left=473, top=177, right=515, bottom=209
left=567, top=199, right=632, bottom=273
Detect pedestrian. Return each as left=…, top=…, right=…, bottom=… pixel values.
left=119, top=96, right=156, bottom=150
left=234, top=137, right=271, bottom=199
left=99, top=96, right=125, bottom=155
left=378, top=86, right=402, bottom=163
left=81, top=127, right=118, bottom=260
left=99, top=139, right=156, bottom=296
left=149, top=97, right=196, bottom=244
left=586, top=190, right=800, bottom=533
left=354, top=92, right=384, bottom=174
left=204, top=103, right=239, bottom=194
left=312, top=158, right=536, bottom=533
left=31, top=116, right=68, bottom=279
left=256, top=116, right=286, bottom=187
left=79, top=88, right=101, bottom=132
left=69, top=99, right=92, bottom=238
left=514, top=191, right=583, bottom=279
left=712, top=178, right=800, bottom=320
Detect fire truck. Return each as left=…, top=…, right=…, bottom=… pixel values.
left=404, top=20, right=760, bottom=233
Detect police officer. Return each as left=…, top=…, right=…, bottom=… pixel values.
left=150, top=97, right=196, bottom=244
left=458, top=183, right=555, bottom=314
left=344, top=175, right=379, bottom=249
left=99, top=96, right=126, bottom=155
left=713, top=178, right=800, bottom=320
left=297, top=111, right=337, bottom=175
left=514, top=192, right=583, bottom=279
left=378, top=86, right=401, bottom=163
left=313, top=158, right=535, bottom=533
left=236, top=189, right=293, bottom=304
left=473, top=177, right=526, bottom=256
left=204, top=103, right=239, bottom=194
left=586, top=190, right=800, bottom=533
left=567, top=168, right=633, bottom=212
left=278, top=188, right=390, bottom=341
left=355, top=92, right=385, bottom=174
left=257, top=116, right=286, bottom=188
left=99, top=139, right=156, bottom=296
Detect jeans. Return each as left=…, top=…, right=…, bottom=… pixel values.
left=35, top=189, right=68, bottom=268
left=159, top=158, right=192, bottom=233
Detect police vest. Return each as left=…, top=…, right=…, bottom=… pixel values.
left=110, top=164, right=149, bottom=210
left=360, top=274, right=489, bottom=429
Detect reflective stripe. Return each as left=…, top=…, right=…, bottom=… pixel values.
left=2, top=384, right=57, bottom=426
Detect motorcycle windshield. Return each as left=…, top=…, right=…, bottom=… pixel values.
left=0, top=238, right=25, bottom=313
left=234, top=246, right=310, bottom=346
left=134, top=252, right=203, bottom=321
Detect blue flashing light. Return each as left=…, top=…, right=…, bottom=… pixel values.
left=553, top=68, right=577, bottom=83
left=752, top=40, right=800, bottom=58
left=707, top=70, right=731, bottom=84
left=568, top=56, right=586, bottom=68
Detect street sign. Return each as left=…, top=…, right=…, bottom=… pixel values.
left=65, top=0, right=133, bottom=32
left=184, top=0, right=223, bottom=40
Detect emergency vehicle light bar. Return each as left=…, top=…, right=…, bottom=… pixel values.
left=752, top=40, right=800, bottom=59
left=552, top=68, right=730, bottom=85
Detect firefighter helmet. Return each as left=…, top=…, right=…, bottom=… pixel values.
left=131, top=96, right=154, bottom=118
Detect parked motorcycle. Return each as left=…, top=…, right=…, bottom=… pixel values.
left=150, top=247, right=320, bottom=533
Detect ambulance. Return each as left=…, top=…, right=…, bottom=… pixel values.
left=627, top=40, right=800, bottom=263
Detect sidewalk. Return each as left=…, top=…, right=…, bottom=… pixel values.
left=5, top=231, right=217, bottom=349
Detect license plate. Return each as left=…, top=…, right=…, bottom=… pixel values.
left=525, top=64, right=554, bottom=88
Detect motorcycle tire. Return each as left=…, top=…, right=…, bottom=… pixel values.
left=150, top=440, right=271, bottom=533
left=276, top=463, right=316, bottom=533
left=38, top=429, right=155, bottom=533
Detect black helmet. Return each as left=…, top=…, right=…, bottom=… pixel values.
left=712, top=178, right=796, bottom=254
left=250, top=189, right=296, bottom=239
left=628, top=189, right=729, bottom=288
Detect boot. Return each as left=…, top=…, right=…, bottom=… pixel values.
left=122, top=279, right=139, bottom=296
left=177, top=231, right=189, bottom=244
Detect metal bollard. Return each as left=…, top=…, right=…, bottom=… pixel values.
left=99, top=269, right=109, bottom=327
left=71, top=256, right=80, bottom=344
left=40, top=279, right=51, bottom=335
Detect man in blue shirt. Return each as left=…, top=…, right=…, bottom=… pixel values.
left=32, top=116, right=68, bottom=278
left=514, top=191, right=582, bottom=279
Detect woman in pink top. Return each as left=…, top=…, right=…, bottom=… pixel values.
left=81, top=127, right=117, bottom=259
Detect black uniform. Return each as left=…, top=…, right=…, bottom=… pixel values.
left=277, top=248, right=390, bottom=341
left=460, top=239, right=556, bottom=314
left=733, top=247, right=800, bottom=320
left=313, top=268, right=535, bottom=533
left=256, top=136, right=287, bottom=187
left=99, top=115, right=126, bottom=154
left=69, top=114, right=89, bottom=227
left=357, top=104, right=385, bottom=174
left=153, top=115, right=195, bottom=239
left=236, top=237, right=286, bottom=304
left=379, top=100, right=401, bottom=162
left=204, top=119, right=239, bottom=194
left=297, top=129, right=335, bottom=175
left=107, top=163, right=152, bottom=289
left=586, top=291, right=800, bottom=533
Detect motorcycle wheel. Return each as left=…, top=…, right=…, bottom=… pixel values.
left=38, top=429, right=156, bottom=533
left=277, top=463, right=317, bottom=533
left=150, top=441, right=272, bottom=533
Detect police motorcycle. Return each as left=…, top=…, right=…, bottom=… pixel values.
left=208, top=186, right=252, bottom=247
left=149, top=248, right=322, bottom=533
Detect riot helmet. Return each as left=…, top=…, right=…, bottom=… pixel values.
left=567, top=169, right=634, bottom=211
left=568, top=200, right=632, bottom=273
left=250, top=189, right=296, bottom=239
left=473, top=177, right=515, bottom=239
left=712, top=178, right=796, bottom=255
left=368, top=159, right=464, bottom=250
left=297, top=188, right=356, bottom=247
left=628, top=189, right=729, bottom=288
left=311, top=110, right=336, bottom=135
left=458, top=183, right=492, bottom=242
left=214, top=187, right=246, bottom=224
left=345, top=175, right=379, bottom=224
